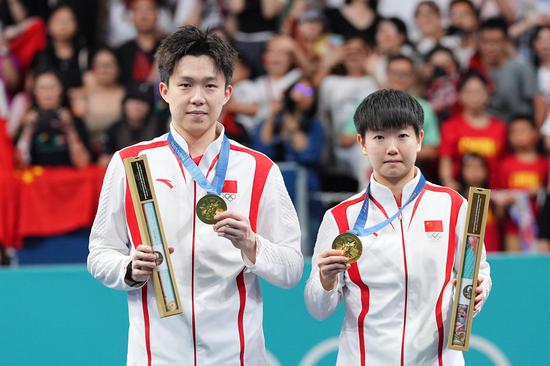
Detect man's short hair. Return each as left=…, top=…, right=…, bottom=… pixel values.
left=155, top=26, right=237, bottom=86
left=449, top=0, right=478, bottom=16
left=387, top=54, right=415, bottom=70
left=479, top=16, right=509, bottom=38
left=353, top=89, right=424, bottom=137
left=509, top=114, right=537, bottom=129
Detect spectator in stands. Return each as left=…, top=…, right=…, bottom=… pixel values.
left=105, top=0, right=201, bottom=47
left=226, top=0, right=287, bottom=78
left=15, top=69, right=91, bottom=168
left=253, top=77, right=325, bottom=240
left=247, top=36, right=304, bottom=134
left=414, top=1, right=446, bottom=55
left=460, top=152, right=501, bottom=252
left=323, top=0, right=381, bottom=48
left=32, top=4, right=88, bottom=91
left=494, top=115, right=549, bottom=251
left=254, top=78, right=324, bottom=192
left=439, top=70, right=507, bottom=191
left=531, top=25, right=550, bottom=105
left=98, top=83, right=159, bottom=166
left=220, top=55, right=256, bottom=144
left=0, top=0, right=47, bottom=72
left=291, top=9, right=340, bottom=74
left=445, top=0, right=480, bottom=68
left=422, top=45, right=460, bottom=121
left=365, top=17, right=419, bottom=86
left=83, top=46, right=125, bottom=152
left=316, top=37, right=378, bottom=186
left=471, top=17, right=547, bottom=126
left=116, top=0, right=161, bottom=86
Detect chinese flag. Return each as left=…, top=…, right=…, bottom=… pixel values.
left=424, top=220, right=443, bottom=232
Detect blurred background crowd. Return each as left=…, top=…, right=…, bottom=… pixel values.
left=1, top=0, right=550, bottom=264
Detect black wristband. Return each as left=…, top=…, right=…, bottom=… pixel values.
left=124, top=261, right=143, bottom=287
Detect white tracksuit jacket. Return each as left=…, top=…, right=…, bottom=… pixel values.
left=88, top=125, right=303, bottom=366
left=305, top=171, right=492, bottom=366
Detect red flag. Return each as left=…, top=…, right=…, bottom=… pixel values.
left=424, top=220, right=443, bottom=232
left=222, top=180, right=238, bottom=193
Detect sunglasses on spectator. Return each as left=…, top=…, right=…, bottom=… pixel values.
left=292, top=83, right=314, bottom=97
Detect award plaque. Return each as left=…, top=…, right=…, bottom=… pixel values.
left=448, top=187, right=490, bottom=351
left=124, top=155, right=183, bottom=318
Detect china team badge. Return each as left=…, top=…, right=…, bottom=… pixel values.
left=424, top=220, right=443, bottom=241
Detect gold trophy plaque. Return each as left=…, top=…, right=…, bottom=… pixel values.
left=448, top=187, right=490, bottom=351
left=124, top=155, right=183, bottom=317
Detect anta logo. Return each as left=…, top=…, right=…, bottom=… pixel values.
left=222, top=180, right=238, bottom=201
left=424, top=220, right=443, bottom=241
left=156, top=178, right=173, bottom=189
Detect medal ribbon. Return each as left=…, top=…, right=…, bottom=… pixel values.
left=350, top=173, right=426, bottom=236
left=167, top=131, right=230, bottom=195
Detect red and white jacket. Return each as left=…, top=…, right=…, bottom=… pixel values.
left=88, top=124, right=303, bottom=366
left=305, top=171, right=491, bottom=366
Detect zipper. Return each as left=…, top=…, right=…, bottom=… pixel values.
left=399, top=211, right=408, bottom=366
left=191, top=182, right=198, bottom=366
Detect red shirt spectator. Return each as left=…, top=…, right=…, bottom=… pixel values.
left=440, top=114, right=507, bottom=187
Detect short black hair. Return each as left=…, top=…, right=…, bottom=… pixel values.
left=155, top=26, right=237, bottom=86
left=387, top=54, right=415, bottom=70
left=449, top=0, right=478, bottom=16
left=425, top=45, right=460, bottom=70
left=353, top=89, right=424, bottom=137
left=415, top=1, right=441, bottom=17
left=479, top=16, right=509, bottom=38
left=509, top=114, right=537, bottom=129
left=457, top=69, right=489, bottom=91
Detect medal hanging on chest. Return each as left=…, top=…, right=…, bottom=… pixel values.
left=333, top=174, right=426, bottom=263
left=168, top=132, right=231, bottom=224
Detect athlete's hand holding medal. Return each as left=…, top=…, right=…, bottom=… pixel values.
left=318, top=174, right=426, bottom=292
left=168, top=132, right=258, bottom=263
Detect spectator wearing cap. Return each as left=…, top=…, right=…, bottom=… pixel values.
left=97, top=83, right=162, bottom=166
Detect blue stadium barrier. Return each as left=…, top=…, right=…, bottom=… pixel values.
left=1, top=255, right=548, bottom=365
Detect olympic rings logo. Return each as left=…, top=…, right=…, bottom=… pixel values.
left=426, top=232, right=442, bottom=240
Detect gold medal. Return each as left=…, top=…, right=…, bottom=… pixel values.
left=332, top=232, right=362, bottom=263
left=196, top=194, right=227, bottom=224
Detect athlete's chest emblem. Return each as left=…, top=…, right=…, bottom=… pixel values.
left=221, top=180, right=238, bottom=201
left=424, top=220, right=443, bottom=241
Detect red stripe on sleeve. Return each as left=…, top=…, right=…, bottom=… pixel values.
left=228, top=145, right=273, bottom=364
left=426, top=184, right=462, bottom=366
left=330, top=193, right=369, bottom=366
left=120, top=141, right=166, bottom=366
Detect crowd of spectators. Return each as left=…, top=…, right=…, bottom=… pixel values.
left=2, top=0, right=550, bottom=254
